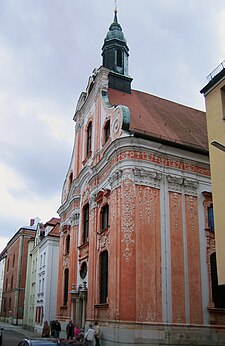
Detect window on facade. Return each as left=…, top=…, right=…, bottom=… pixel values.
left=104, top=120, right=110, bottom=144
left=65, top=235, right=70, bottom=255
left=117, top=49, right=123, bottom=67
left=69, top=172, right=73, bottom=189
left=87, top=122, right=92, bottom=157
left=210, top=252, right=225, bottom=308
left=101, top=204, right=109, bottom=231
left=11, top=275, right=13, bottom=289
left=100, top=251, right=108, bottom=304
left=83, top=204, right=89, bottom=243
left=42, top=278, right=44, bottom=293
left=9, top=297, right=11, bottom=309
left=43, top=252, right=46, bottom=266
left=64, top=268, right=69, bottom=305
left=5, top=278, right=8, bottom=291
left=208, top=206, right=214, bottom=231
left=12, top=253, right=15, bottom=268
left=7, top=259, right=9, bottom=271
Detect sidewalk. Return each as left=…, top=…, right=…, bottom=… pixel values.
left=0, top=321, right=40, bottom=339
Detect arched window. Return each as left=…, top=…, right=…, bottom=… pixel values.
left=100, top=251, right=108, bottom=304
left=104, top=120, right=110, bottom=144
left=117, top=49, right=123, bottom=67
left=83, top=204, right=89, bottom=243
left=7, top=259, right=9, bottom=271
left=64, top=268, right=69, bottom=305
left=87, top=122, right=92, bottom=157
left=11, top=275, right=13, bottom=289
left=101, top=204, right=109, bottom=231
left=65, top=234, right=70, bottom=255
left=5, top=278, right=8, bottom=291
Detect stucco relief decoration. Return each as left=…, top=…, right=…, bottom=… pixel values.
left=111, top=107, right=123, bottom=140
left=138, top=304, right=144, bottom=322
left=138, top=186, right=143, bottom=220
left=75, top=114, right=84, bottom=134
left=121, top=174, right=135, bottom=261
left=183, top=178, right=199, bottom=195
left=171, top=192, right=181, bottom=231
left=82, top=184, right=91, bottom=204
left=89, top=193, right=97, bottom=210
left=70, top=212, right=80, bottom=226
left=109, top=169, right=122, bottom=191
left=63, top=257, right=69, bottom=268
left=133, top=167, right=162, bottom=189
left=187, top=195, right=197, bottom=231
left=167, top=175, right=183, bottom=193
left=146, top=306, right=154, bottom=322
left=144, top=187, right=158, bottom=224
left=98, top=230, right=110, bottom=250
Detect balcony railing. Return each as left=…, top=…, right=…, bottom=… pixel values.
left=207, top=60, right=225, bottom=82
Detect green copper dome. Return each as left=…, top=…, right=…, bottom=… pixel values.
left=104, top=11, right=127, bottom=43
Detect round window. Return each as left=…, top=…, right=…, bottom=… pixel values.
left=80, top=262, right=87, bottom=279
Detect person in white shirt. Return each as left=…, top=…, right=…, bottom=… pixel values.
left=84, top=324, right=95, bottom=346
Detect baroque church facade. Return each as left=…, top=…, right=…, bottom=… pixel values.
left=56, top=10, right=225, bottom=345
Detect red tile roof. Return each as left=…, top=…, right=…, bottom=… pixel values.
left=48, top=222, right=60, bottom=237
left=108, top=88, right=208, bottom=153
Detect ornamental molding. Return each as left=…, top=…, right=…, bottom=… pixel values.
left=167, top=175, right=198, bottom=195
left=89, top=193, right=97, bottom=210
left=133, top=167, right=162, bottom=188
left=167, top=175, right=183, bottom=192
left=97, top=230, right=110, bottom=251
left=109, top=169, right=123, bottom=190
left=183, top=178, right=199, bottom=195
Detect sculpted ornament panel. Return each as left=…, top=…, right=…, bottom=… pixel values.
left=121, top=176, right=135, bottom=261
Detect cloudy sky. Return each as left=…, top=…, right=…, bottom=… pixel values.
left=0, top=0, right=225, bottom=252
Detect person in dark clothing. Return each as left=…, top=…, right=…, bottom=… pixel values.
left=66, top=320, right=74, bottom=340
left=54, top=320, right=61, bottom=338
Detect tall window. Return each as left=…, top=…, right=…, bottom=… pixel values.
left=11, top=275, right=13, bottom=289
left=117, top=49, right=123, bottom=67
left=87, top=122, right=92, bottom=157
left=83, top=204, right=89, bottom=243
left=12, top=253, right=15, bottom=267
left=104, top=120, right=110, bottom=144
left=208, top=205, right=214, bottom=231
left=64, top=268, right=69, bottom=305
left=65, top=235, right=70, bottom=255
left=100, top=251, right=108, bottom=304
left=101, top=204, right=109, bottom=231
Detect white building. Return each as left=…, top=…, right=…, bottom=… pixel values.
left=23, top=218, right=60, bottom=334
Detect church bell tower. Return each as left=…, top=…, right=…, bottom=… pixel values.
left=102, top=8, right=132, bottom=93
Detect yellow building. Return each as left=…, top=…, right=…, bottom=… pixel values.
left=201, top=61, right=225, bottom=285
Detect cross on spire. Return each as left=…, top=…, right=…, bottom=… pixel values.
left=114, top=0, right=117, bottom=13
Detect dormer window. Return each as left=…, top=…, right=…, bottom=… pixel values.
left=87, top=122, right=92, bottom=157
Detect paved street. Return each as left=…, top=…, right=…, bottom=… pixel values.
left=0, top=321, right=40, bottom=346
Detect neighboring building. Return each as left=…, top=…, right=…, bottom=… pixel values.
left=56, top=9, right=225, bottom=346
left=201, top=61, right=225, bottom=286
left=0, top=251, right=6, bottom=314
left=23, top=218, right=60, bottom=334
left=0, top=218, right=39, bottom=325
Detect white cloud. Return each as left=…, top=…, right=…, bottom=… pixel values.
left=0, top=236, right=10, bottom=254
